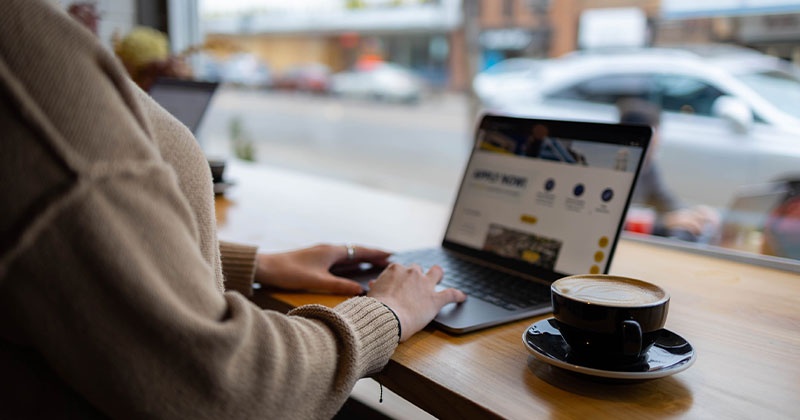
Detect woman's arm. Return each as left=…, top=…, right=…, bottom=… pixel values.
left=1, top=3, right=462, bottom=419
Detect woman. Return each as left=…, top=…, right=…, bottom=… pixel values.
left=0, top=1, right=465, bottom=418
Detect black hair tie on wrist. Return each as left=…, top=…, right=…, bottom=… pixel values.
left=380, top=303, right=401, bottom=340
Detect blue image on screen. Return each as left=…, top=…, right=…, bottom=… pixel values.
left=602, top=188, right=614, bottom=202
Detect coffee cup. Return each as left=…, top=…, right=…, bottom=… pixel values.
left=551, top=274, right=669, bottom=364
left=208, top=159, right=226, bottom=183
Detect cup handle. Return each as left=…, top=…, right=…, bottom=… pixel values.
left=622, top=320, right=642, bottom=357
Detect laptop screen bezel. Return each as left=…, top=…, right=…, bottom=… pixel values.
left=441, top=114, right=652, bottom=283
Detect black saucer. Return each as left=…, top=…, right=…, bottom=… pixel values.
left=522, top=318, right=696, bottom=380
left=213, top=180, right=235, bottom=195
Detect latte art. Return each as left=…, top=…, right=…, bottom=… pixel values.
left=553, top=276, right=665, bottom=306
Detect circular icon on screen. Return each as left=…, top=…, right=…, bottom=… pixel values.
left=573, top=184, right=585, bottom=197
left=601, top=188, right=614, bottom=202
left=545, top=179, right=555, bottom=191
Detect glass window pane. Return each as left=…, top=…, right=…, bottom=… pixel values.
left=550, top=74, right=656, bottom=104
left=174, top=0, right=800, bottom=265
left=736, top=71, right=800, bottom=119
left=656, top=75, right=725, bottom=115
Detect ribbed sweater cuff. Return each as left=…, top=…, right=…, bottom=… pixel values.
left=289, top=297, right=399, bottom=377
left=219, top=241, right=258, bottom=296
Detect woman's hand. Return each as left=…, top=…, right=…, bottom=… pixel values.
left=255, top=244, right=390, bottom=295
left=664, top=205, right=720, bottom=236
left=368, top=263, right=467, bottom=342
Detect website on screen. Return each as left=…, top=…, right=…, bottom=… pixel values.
left=445, top=127, right=643, bottom=275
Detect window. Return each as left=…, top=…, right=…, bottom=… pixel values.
left=171, top=0, right=800, bottom=265
left=655, top=75, right=725, bottom=116
left=549, top=74, right=657, bottom=104
left=550, top=73, right=727, bottom=117
left=736, top=70, right=800, bottom=119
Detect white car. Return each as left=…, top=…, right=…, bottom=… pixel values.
left=195, top=53, right=272, bottom=88
left=475, top=47, right=800, bottom=208
left=473, top=57, right=545, bottom=106
left=331, top=63, right=423, bottom=103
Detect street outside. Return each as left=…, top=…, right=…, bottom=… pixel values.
left=198, top=87, right=474, bottom=205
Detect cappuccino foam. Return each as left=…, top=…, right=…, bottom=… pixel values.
left=553, top=276, right=666, bottom=307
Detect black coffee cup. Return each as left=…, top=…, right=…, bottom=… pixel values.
left=208, top=159, right=226, bottom=183
left=551, top=274, right=670, bottom=364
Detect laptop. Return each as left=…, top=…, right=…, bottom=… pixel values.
left=354, top=115, right=651, bottom=333
left=147, top=78, right=219, bottom=134
left=714, top=182, right=791, bottom=253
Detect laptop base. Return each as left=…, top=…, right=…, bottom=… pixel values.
left=336, top=253, right=553, bottom=334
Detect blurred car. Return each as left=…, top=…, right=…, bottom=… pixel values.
left=476, top=47, right=800, bottom=208
left=330, top=63, right=423, bottom=103
left=193, top=52, right=223, bottom=82
left=194, top=53, right=271, bottom=88
left=473, top=57, right=545, bottom=105
left=222, top=53, right=272, bottom=88
left=273, top=63, right=331, bottom=93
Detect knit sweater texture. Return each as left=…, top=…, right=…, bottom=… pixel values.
left=0, top=1, right=399, bottom=418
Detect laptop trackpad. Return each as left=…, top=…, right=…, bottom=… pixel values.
left=433, top=285, right=517, bottom=333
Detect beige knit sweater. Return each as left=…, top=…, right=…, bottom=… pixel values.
left=0, top=1, right=399, bottom=418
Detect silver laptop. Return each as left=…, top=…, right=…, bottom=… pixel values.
left=355, top=115, right=651, bottom=333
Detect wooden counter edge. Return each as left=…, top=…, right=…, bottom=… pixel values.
left=249, top=288, right=503, bottom=420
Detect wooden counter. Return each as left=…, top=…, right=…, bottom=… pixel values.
left=217, top=161, right=800, bottom=419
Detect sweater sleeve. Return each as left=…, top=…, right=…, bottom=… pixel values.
left=219, top=241, right=259, bottom=296
left=1, top=159, right=399, bottom=420
left=0, top=2, right=398, bottom=418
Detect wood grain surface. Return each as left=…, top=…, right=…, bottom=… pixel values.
left=217, top=161, right=800, bottom=420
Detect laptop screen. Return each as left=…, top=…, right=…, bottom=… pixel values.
left=148, top=78, right=219, bottom=134
left=443, top=116, right=650, bottom=281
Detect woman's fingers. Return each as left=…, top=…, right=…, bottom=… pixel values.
left=355, top=247, right=392, bottom=262
left=367, top=262, right=466, bottom=342
left=435, top=287, right=467, bottom=307
left=426, top=265, right=444, bottom=284
left=331, top=244, right=392, bottom=265
left=317, top=274, right=364, bottom=295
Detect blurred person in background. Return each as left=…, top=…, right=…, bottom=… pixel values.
left=762, top=180, right=800, bottom=260
left=0, top=1, right=465, bottom=419
left=619, top=99, right=720, bottom=242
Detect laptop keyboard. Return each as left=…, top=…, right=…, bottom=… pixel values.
left=391, top=249, right=552, bottom=311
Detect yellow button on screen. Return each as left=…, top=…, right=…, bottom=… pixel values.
left=594, top=251, right=604, bottom=262
left=598, top=236, right=609, bottom=248
left=590, top=265, right=600, bottom=274
left=522, top=250, right=540, bottom=263
left=520, top=214, right=538, bottom=224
